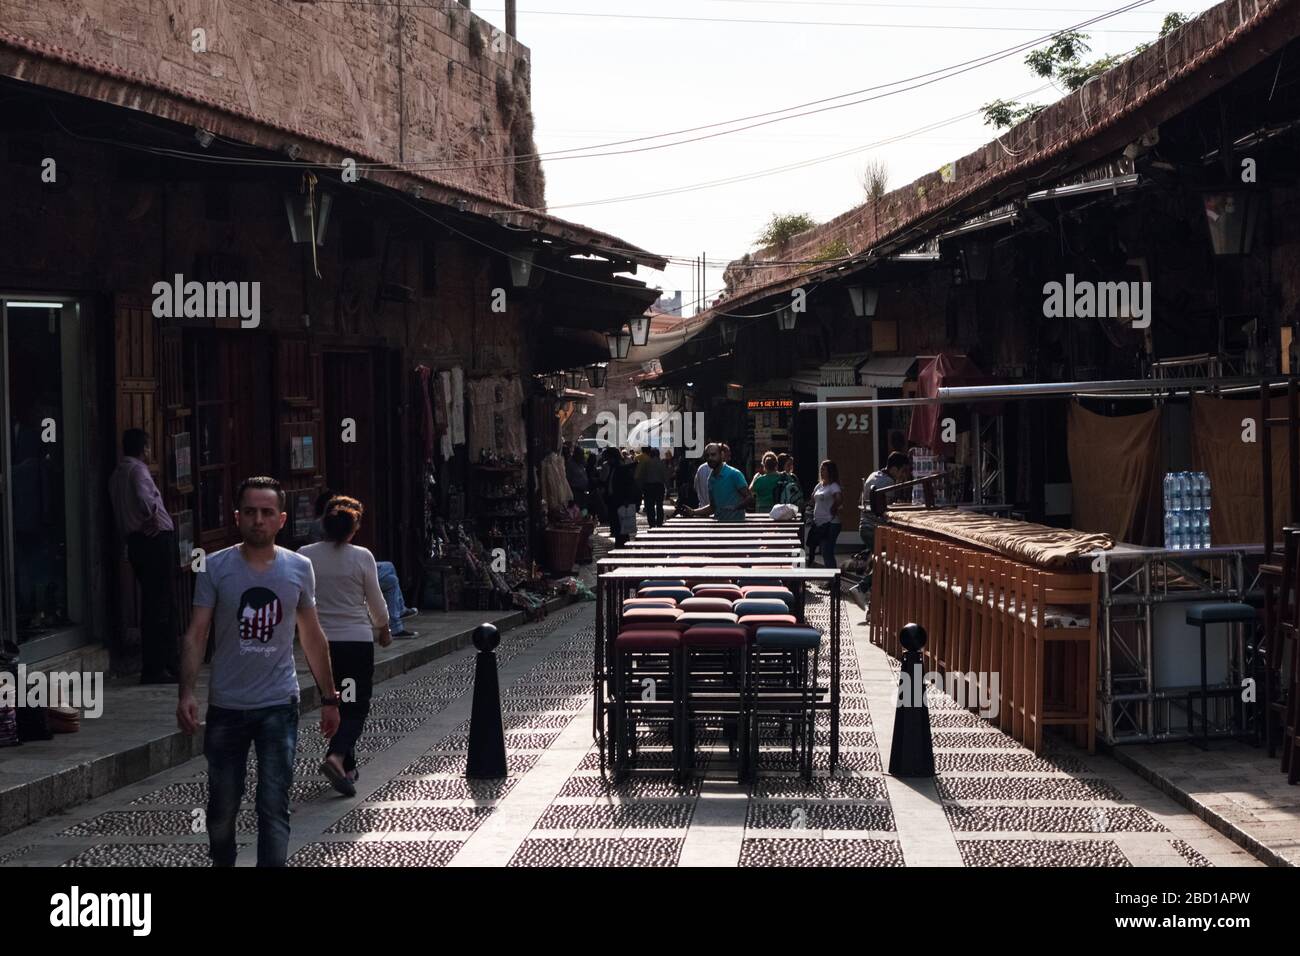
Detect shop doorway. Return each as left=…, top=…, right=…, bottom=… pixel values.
left=816, top=385, right=879, bottom=547
left=1, top=298, right=86, bottom=659
left=323, top=351, right=379, bottom=553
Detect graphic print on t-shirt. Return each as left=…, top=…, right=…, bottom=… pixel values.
left=237, top=586, right=283, bottom=643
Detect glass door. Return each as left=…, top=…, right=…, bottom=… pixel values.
left=2, top=298, right=85, bottom=657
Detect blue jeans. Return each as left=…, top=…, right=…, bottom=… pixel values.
left=376, top=561, right=409, bottom=629
left=204, top=700, right=299, bottom=867
left=810, top=521, right=841, bottom=569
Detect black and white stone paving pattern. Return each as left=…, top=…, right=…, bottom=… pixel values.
left=0, top=587, right=1257, bottom=866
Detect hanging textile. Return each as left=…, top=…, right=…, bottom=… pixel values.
left=540, top=450, right=573, bottom=514
left=450, top=366, right=466, bottom=447
left=439, top=370, right=454, bottom=461
left=1067, top=401, right=1162, bottom=544
left=416, top=365, right=436, bottom=465
left=466, top=375, right=526, bottom=460
left=906, top=352, right=1002, bottom=452
left=1191, top=393, right=1290, bottom=545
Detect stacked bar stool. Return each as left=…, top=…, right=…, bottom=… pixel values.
left=748, top=623, right=824, bottom=781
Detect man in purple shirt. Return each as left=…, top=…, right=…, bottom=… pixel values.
left=108, top=428, right=179, bottom=683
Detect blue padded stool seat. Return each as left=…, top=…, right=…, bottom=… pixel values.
left=676, top=612, right=739, bottom=626
left=1185, top=603, right=1256, bottom=625
left=640, top=587, right=693, bottom=602
left=754, top=625, right=821, bottom=649
left=639, top=579, right=687, bottom=589
left=733, top=598, right=791, bottom=617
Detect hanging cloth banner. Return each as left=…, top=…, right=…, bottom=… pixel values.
left=450, top=366, right=466, bottom=447
left=416, top=365, right=436, bottom=465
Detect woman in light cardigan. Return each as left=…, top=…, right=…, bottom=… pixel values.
left=300, top=496, right=391, bottom=797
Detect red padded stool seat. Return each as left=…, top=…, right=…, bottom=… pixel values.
left=737, top=613, right=797, bottom=637
left=679, top=597, right=734, bottom=613
left=616, top=629, right=684, bottom=651
left=692, top=587, right=744, bottom=602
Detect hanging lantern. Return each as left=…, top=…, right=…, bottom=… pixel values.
left=848, top=285, right=879, bottom=317
left=961, top=241, right=992, bottom=281
left=508, top=248, right=536, bottom=287
left=670, top=387, right=684, bottom=406
left=776, top=305, right=798, bottom=332
left=565, top=369, right=585, bottom=389
left=586, top=363, right=608, bottom=388
left=720, top=317, right=738, bottom=347
left=1203, top=190, right=1261, bottom=256
left=628, top=314, right=651, bottom=347
left=652, top=387, right=668, bottom=404
left=283, top=189, right=333, bottom=246
left=606, top=327, right=632, bottom=359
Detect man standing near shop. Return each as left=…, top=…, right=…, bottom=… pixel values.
left=859, top=452, right=911, bottom=589
left=109, top=428, right=179, bottom=684
left=177, top=476, right=339, bottom=868
left=685, top=442, right=753, bottom=522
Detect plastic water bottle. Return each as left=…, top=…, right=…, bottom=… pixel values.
left=1163, top=511, right=1174, bottom=549
left=1162, top=473, right=1171, bottom=514
left=1178, top=472, right=1190, bottom=512
left=1203, top=472, right=1212, bottom=512
left=1202, top=510, right=1212, bottom=549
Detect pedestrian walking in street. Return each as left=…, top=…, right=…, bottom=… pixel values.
left=749, top=451, right=783, bottom=513
left=637, top=446, right=668, bottom=527
left=108, top=428, right=180, bottom=684
left=300, top=496, right=391, bottom=797
left=310, top=487, right=418, bottom=638
left=685, top=442, right=753, bottom=522
left=177, top=476, right=339, bottom=868
left=808, top=459, right=844, bottom=569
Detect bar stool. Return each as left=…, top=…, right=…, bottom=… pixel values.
left=1184, top=603, right=1254, bottom=751
left=612, top=628, right=684, bottom=781
left=681, top=624, right=750, bottom=781
left=748, top=624, right=823, bottom=781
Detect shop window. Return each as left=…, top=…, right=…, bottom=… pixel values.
left=3, top=299, right=86, bottom=647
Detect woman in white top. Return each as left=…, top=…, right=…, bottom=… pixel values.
left=808, top=459, right=843, bottom=569
left=300, top=496, right=391, bottom=797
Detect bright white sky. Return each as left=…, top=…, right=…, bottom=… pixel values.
left=472, top=0, right=1219, bottom=313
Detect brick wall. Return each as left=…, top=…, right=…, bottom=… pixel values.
left=4, top=0, right=544, bottom=206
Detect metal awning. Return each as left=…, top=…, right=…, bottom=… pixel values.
left=859, top=355, right=918, bottom=388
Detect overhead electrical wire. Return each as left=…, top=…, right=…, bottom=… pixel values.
left=116, top=0, right=1155, bottom=177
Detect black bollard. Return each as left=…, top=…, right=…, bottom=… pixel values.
left=466, top=623, right=508, bottom=779
left=888, top=622, right=935, bottom=777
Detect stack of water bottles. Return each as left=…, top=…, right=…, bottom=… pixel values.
left=910, top=449, right=947, bottom=505
left=1163, top=471, right=1212, bottom=551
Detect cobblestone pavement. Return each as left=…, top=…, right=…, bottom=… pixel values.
left=0, top=589, right=1259, bottom=867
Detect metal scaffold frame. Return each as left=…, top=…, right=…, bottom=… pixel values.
left=1098, top=546, right=1253, bottom=745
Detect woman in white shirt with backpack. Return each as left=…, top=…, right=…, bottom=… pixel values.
left=300, top=496, right=391, bottom=797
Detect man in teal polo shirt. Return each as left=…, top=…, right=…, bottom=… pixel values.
left=685, top=443, right=753, bottom=521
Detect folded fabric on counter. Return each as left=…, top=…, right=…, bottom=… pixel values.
left=887, top=508, right=1112, bottom=570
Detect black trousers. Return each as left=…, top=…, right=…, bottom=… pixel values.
left=642, top=483, right=665, bottom=527
left=326, top=641, right=374, bottom=773
left=127, top=530, right=179, bottom=677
